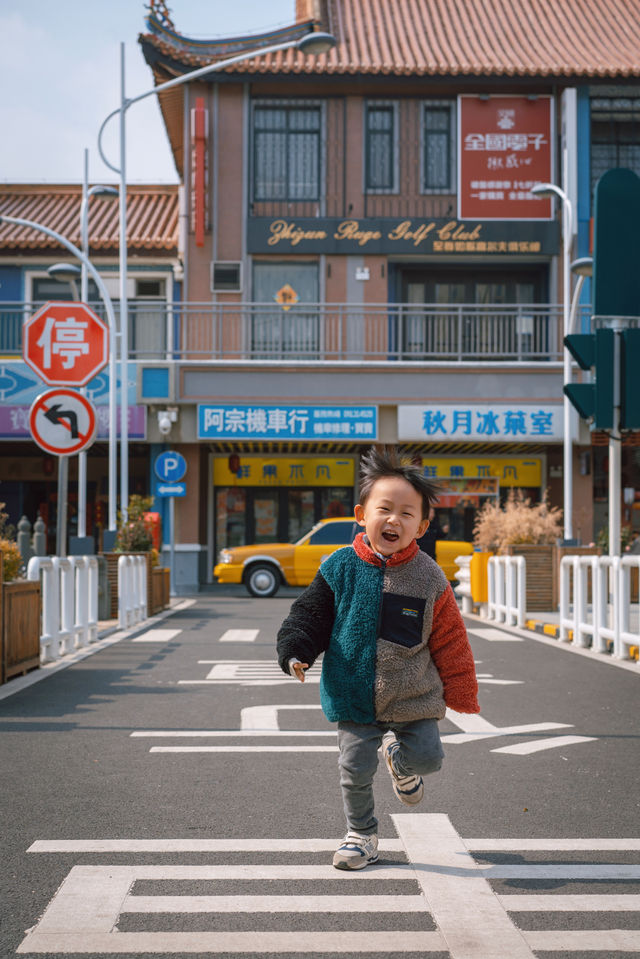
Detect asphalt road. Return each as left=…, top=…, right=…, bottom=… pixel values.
left=1, top=590, right=639, bottom=958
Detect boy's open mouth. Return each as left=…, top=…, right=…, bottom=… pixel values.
left=382, top=530, right=399, bottom=543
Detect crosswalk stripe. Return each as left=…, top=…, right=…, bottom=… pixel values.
left=130, top=729, right=336, bottom=739
left=466, top=838, right=640, bottom=851
left=132, top=629, right=181, bottom=643
left=219, top=629, right=259, bottom=642
left=524, top=929, right=640, bottom=951
left=498, top=893, right=640, bottom=911
left=150, top=745, right=339, bottom=753
left=17, top=930, right=447, bottom=954
left=28, top=839, right=404, bottom=853
left=123, top=894, right=427, bottom=913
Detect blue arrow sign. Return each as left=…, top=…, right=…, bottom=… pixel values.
left=155, top=450, right=187, bottom=482
left=155, top=481, right=186, bottom=498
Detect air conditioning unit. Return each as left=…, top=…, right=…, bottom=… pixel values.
left=211, top=261, right=242, bottom=292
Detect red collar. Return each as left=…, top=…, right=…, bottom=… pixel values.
left=353, top=531, right=419, bottom=567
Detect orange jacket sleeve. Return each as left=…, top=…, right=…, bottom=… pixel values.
left=428, top=584, right=480, bottom=713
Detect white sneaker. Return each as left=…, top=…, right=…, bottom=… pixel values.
left=332, top=832, right=379, bottom=870
left=382, top=731, right=424, bottom=805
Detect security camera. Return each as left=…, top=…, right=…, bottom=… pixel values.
left=158, top=412, right=172, bottom=435
left=157, top=408, right=177, bottom=436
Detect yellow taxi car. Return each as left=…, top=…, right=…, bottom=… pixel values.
left=214, top=517, right=472, bottom=597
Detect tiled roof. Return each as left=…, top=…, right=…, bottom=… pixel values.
left=0, top=185, right=179, bottom=254
left=139, top=0, right=640, bottom=79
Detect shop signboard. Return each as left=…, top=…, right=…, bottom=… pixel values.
left=213, top=456, right=355, bottom=488
left=198, top=404, right=377, bottom=441
left=398, top=404, right=563, bottom=443
left=458, top=95, right=553, bottom=220
left=419, top=456, right=542, bottom=490
left=247, top=215, right=558, bottom=255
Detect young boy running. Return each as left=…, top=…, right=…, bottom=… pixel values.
left=276, top=447, right=479, bottom=870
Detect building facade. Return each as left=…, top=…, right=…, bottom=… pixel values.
left=2, top=0, right=640, bottom=586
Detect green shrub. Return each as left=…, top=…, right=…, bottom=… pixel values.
left=114, top=495, right=154, bottom=553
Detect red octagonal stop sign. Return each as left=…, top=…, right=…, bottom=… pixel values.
left=23, top=300, right=109, bottom=386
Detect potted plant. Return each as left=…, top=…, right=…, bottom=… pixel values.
left=473, top=491, right=564, bottom=610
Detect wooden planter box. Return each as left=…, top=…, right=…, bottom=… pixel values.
left=151, top=567, right=170, bottom=615
left=503, top=544, right=602, bottom=610
left=103, top=552, right=151, bottom=620
left=2, top=579, right=41, bottom=683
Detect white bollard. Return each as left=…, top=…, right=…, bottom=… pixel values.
left=27, top=556, right=58, bottom=663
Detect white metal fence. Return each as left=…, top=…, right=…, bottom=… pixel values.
left=487, top=555, right=527, bottom=628
left=118, top=555, right=147, bottom=629
left=26, top=556, right=98, bottom=663
left=560, top=555, right=640, bottom=661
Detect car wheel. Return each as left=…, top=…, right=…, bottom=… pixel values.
left=245, top=564, right=280, bottom=598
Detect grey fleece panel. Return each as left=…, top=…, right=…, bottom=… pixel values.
left=374, top=552, right=449, bottom=723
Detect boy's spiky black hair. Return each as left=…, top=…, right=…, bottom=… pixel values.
left=358, top=446, right=440, bottom=520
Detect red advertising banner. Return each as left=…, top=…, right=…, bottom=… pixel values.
left=458, top=95, right=553, bottom=220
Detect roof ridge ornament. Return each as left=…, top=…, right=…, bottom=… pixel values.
left=145, top=0, right=174, bottom=30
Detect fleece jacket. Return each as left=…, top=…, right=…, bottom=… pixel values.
left=276, top=532, right=479, bottom=724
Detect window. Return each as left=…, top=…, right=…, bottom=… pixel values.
left=423, top=101, right=455, bottom=192
left=253, top=101, right=322, bottom=201
left=252, top=262, right=319, bottom=356
left=365, top=102, right=397, bottom=192
left=591, top=96, right=640, bottom=200
left=308, top=521, right=358, bottom=545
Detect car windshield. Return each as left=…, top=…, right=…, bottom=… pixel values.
left=295, top=520, right=358, bottom=547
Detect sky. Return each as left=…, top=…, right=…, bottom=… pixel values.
left=0, top=1, right=296, bottom=184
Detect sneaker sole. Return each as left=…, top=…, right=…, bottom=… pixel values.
left=333, top=854, right=379, bottom=871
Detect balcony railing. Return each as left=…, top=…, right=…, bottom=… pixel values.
left=0, top=302, right=580, bottom=363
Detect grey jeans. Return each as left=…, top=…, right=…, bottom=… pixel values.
left=336, top=718, right=444, bottom=835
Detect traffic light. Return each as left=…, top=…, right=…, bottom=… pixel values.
left=564, top=329, right=614, bottom=429
left=621, top=328, right=640, bottom=430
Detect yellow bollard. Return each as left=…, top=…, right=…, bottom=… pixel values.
left=470, top=551, right=492, bottom=604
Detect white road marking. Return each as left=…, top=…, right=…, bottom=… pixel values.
left=123, top=894, right=426, bottom=913
left=179, top=660, right=320, bottom=686
left=28, top=838, right=404, bottom=853
left=218, top=629, right=259, bottom=643
left=525, top=930, right=640, bottom=951
left=443, top=710, right=573, bottom=744
left=150, top=745, right=339, bottom=753
left=466, top=838, right=640, bottom=851
left=20, top=818, right=640, bottom=957
left=130, top=729, right=336, bottom=739
left=241, top=704, right=322, bottom=729
left=476, top=673, right=523, bottom=685
left=132, top=629, right=181, bottom=643
left=492, top=734, right=597, bottom=754
left=393, top=813, right=535, bottom=959
left=467, top=627, right=524, bottom=642
left=498, top=893, right=640, bottom=911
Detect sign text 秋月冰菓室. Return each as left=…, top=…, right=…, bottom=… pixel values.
left=398, top=404, right=562, bottom=443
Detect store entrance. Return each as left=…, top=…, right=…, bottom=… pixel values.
left=215, top=486, right=354, bottom=552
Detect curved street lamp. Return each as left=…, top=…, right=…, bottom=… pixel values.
left=1, top=213, right=119, bottom=534
left=97, top=29, right=336, bottom=519
left=531, top=181, right=574, bottom=541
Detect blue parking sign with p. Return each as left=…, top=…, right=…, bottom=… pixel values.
left=155, top=451, right=187, bottom=483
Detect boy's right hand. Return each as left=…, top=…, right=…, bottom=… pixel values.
left=292, top=662, right=309, bottom=682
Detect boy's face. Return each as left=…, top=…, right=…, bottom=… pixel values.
left=354, top=475, right=429, bottom=556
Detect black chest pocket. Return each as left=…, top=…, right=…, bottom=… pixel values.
left=380, top=594, right=426, bottom=648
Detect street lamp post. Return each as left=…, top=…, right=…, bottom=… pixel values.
left=1, top=214, right=119, bottom=533
left=531, top=182, right=574, bottom=542
left=78, top=153, right=118, bottom=540
left=97, top=30, right=336, bottom=520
